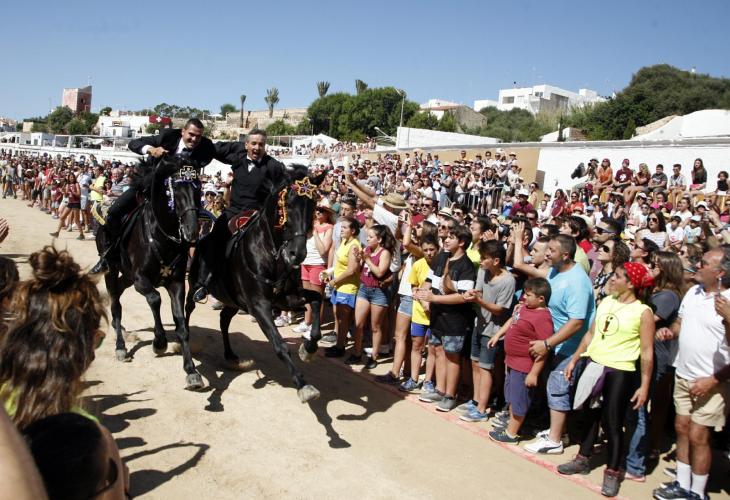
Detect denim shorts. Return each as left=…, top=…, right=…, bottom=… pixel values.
left=357, top=285, right=391, bottom=307
left=429, top=333, right=465, bottom=354
left=505, top=368, right=534, bottom=417
left=470, top=333, right=499, bottom=370
left=397, top=294, right=413, bottom=316
left=330, top=290, right=356, bottom=309
left=411, top=322, right=430, bottom=337
left=547, top=353, right=572, bottom=411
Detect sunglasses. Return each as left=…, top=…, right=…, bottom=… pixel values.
left=600, top=244, right=612, bottom=252
left=440, top=224, right=454, bottom=230
left=594, top=227, right=615, bottom=235
left=648, top=217, right=659, bottom=222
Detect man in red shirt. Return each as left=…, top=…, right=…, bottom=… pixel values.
left=613, top=159, right=633, bottom=192
left=510, top=189, right=534, bottom=216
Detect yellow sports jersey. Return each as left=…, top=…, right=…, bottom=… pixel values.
left=409, top=258, right=431, bottom=325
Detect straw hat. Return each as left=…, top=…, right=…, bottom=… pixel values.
left=382, top=193, right=407, bottom=210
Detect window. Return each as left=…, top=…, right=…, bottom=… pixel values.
left=534, top=91, right=543, bottom=98
left=502, top=96, right=514, bottom=104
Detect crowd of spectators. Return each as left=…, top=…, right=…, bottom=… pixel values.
left=284, top=149, right=729, bottom=498
left=1, top=145, right=729, bottom=498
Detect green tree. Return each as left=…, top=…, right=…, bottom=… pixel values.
left=437, top=112, right=457, bottom=133
left=317, top=81, right=330, bottom=97
left=30, top=122, right=48, bottom=133
left=266, top=120, right=296, bottom=136
left=47, top=106, right=74, bottom=134
left=406, top=111, right=439, bottom=130
left=78, top=111, right=99, bottom=133
left=99, top=106, right=112, bottom=116
left=220, top=103, right=237, bottom=117
left=295, top=118, right=312, bottom=135
left=67, top=118, right=88, bottom=135
left=355, top=79, right=368, bottom=95
left=264, top=87, right=279, bottom=118
left=146, top=123, right=165, bottom=134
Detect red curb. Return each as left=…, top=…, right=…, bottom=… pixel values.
left=282, top=334, right=627, bottom=499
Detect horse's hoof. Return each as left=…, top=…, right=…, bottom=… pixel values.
left=298, top=384, right=320, bottom=403
left=185, top=373, right=205, bottom=391
left=152, top=341, right=167, bottom=356
left=223, top=358, right=254, bottom=371
left=115, top=349, right=127, bottom=362
left=298, top=343, right=316, bottom=363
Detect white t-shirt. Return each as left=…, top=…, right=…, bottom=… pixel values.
left=373, top=203, right=402, bottom=273
left=674, top=285, right=730, bottom=380
left=667, top=225, right=684, bottom=245
left=397, top=255, right=414, bottom=296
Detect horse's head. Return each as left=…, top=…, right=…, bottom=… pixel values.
left=277, top=164, right=326, bottom=267
left=152, top=156, right=201, bottom=244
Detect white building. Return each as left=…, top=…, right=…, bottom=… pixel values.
left=420, top=98, right=461, bottom=120
left=474, top=85, right=605, bottom=114
left=98, top=112, right=153, bottom=138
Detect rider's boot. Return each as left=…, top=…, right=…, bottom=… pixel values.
left=90, top=217, right=120, bottom=274
left=192, top=256, right=213, bottom=304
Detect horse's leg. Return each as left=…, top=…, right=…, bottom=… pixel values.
left=106, top=273, right=128, bottom=362
left=220, top=305, right=239, bottom=364
left=167, top=281, right=203, bottom=390
left=250, top=300, right=320, bottom=403
left=299, top=289, right=322, bottom=362
left=134, top=276, right=167, bottom=355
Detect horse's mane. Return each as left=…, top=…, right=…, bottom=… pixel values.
left=255, top=162, right=311, bottom=204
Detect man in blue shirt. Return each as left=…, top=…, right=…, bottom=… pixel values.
left=525, top=234, right=595, bottom=455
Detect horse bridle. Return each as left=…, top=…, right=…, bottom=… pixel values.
left=240, top=177, right=316, bottom=290
left=154, top=165, right=200, bottom=244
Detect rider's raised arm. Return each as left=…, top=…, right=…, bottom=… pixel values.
left=129, top=130, right=166, bottom=155
left=214, top=141, right=247, bottom=166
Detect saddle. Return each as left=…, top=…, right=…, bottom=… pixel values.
left=225, top=209, right=260, bottom=260
left=227, top=210, right=258, bottom=236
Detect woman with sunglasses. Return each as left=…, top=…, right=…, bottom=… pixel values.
left=0, top=246, right=128, bottom=498
left=559, top=263, right=654, bottom=497
left=638, top=209, right=669, bottom=249
left=593, top=239, right=630, bottom=303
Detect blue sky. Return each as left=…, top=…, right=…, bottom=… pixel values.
left=2, top=0, right=729, bottom=119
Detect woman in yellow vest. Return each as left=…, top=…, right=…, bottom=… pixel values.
left=558, top=262, right=655, bottom=497
left=0, top=246, right=129, bottom=499
left=323, top=216, right=361, bottom=359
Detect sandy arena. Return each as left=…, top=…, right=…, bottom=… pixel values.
left=3, top=198, right=727, bottom=500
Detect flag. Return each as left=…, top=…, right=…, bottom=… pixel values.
left=148, top=115, right=172, bottom=125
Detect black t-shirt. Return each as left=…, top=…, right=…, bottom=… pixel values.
left=427, top=251, right=476, bottom=337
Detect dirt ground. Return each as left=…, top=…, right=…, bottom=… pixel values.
left=2, top=198, right=728, bottom=500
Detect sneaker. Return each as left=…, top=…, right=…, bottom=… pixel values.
left=292, top=323, right=311, bottom=334
left=418, top=390, right=444, bottom=403
left=601, top=469, right=621, bottom=497
left=662, top=468, right=677, bottom=480
left=489, top=429, right=520, bottom=444
left=435, top=396, right=458, bottom=412
left=274, top=315, right=290, bottom=327
left=85, top=234, right=95, bottom=241
left=535, top=429, right=570, bottom=446
left=324, top=346, right=345, bottom=358
left=460, top=407, right=490, bottom=422
left=557, top=454, right=591, bottom=475
left=49, top=231, right=59, bottom=238
left=421, top=380, right=436, bottom=394
left=363, top=357, right=377, bottom=369
left=652, top=481, right=691, bottom=500
left=344, top=353, right=362, bottom=365
left=455, top=399, right=477, bottom=414
left=493, top=410, right=510, bottom=422
left=364, top=345, right=391, bottom=356
left=399, top=378, right=421, bottom=393
left=375, top=371, right=400, bottom=385
left=525, top=436, right=564, bottom=455
left=320, top=334, right=337, bottom=344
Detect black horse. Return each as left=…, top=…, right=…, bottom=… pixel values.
left=185, top=165, right=325, bottom=402
left=97, top=156, right=203, bottom=388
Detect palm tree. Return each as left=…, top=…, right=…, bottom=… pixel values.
left=316, top=81, right=330, bottom=97
left=264, top=88, right=279, bottom=118
left=239, top=94, right=246, bottom=128
left=355, top=79, right=368, bottom=95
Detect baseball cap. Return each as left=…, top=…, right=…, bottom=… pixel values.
left=690, top=215, right=701, bottom=222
